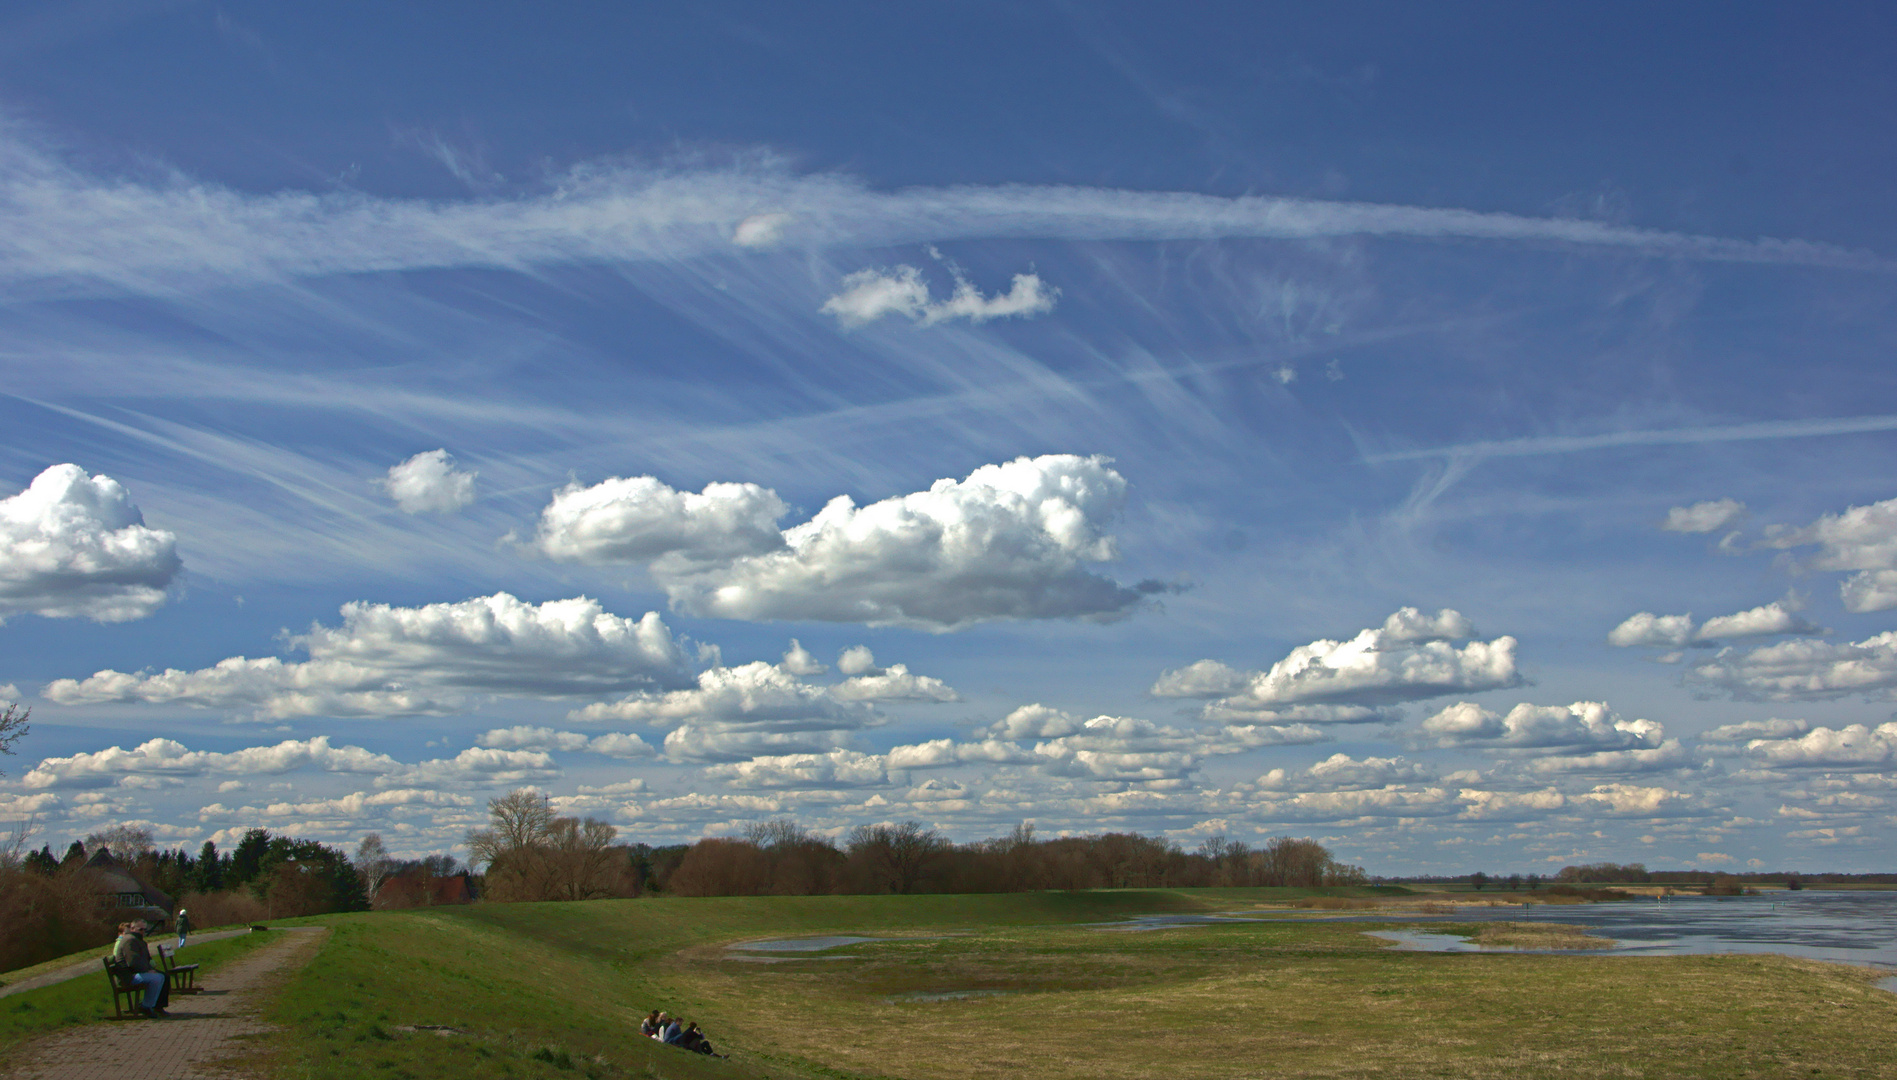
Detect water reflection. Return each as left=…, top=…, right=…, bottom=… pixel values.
left=728, top=935, right=894, bottom=952
left=1113, top=892, right=1897, bottom=978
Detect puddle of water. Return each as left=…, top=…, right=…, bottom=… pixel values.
left=728, top=935, right=893, bottom=952
left=1368, top=929, right=1619, bottom=955
left=1369, top=930, right=1486, bottom=953
left=887, top=989, right=1012, bottom=1003
left=723, top=954, right=861, bottom=963
left=1095, top=913, right=1275, bottom=931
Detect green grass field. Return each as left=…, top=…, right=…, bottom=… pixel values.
left=9, top=890, right=1897, bottom=1079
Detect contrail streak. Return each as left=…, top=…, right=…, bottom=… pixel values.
left=1366, top=415, right=1897, bottom=463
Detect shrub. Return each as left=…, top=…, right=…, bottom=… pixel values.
left=0, top=865, right=120, bottom=972
left=173, top=888, right=269, bottom=929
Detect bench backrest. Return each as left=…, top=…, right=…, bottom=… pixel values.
left=102, top=958, right=139, bottom=989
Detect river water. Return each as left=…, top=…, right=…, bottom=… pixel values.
left=1116, top=891, right=1897, bottom=979
left=722, top=894, right=1897, bottom=986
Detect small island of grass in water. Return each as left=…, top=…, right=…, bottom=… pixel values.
left=1467, top=922, right=1616, bottom=950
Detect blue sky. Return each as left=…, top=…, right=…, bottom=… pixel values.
left=4, top=1, right=1896, bottom=874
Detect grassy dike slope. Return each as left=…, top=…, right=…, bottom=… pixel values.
left=249, top=889, right=1896, bottom=1080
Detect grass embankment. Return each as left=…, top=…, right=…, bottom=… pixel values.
left=27, top=888, right=1897, bottom=1079
left=0, top=930, right=280, bottom=1057
left=245, top=890, right=1219, bottom=1080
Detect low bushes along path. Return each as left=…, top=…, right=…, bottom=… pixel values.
left=7, top=927, right=326, bottom=1080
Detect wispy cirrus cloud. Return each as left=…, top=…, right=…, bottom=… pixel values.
left=2, top=129, right=1885, bottom=296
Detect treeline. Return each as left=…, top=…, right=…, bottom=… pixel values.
left=1, top=824, right=370, bottom=972
left=633, top=821, right=1366, bottom=896
left=20, top=826, right=365, bottom=913
left=457, top=792, right=1366, bottom=901
left=1392, top=864, right=1897, bottom=893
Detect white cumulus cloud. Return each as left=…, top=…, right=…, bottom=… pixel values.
left=704, top=749, right=890, bottom=790
left=1609, top=602, right=1819, bottom=648
left=1767, top=495, right=1897, bottom=612
left=837, top=645, right=879, bottom=676
left=828, top=664, right=959, bottom=703
left=1030, top=714, right=1327, bottom=784
left=534, top=476, right=788, bottom=567
left=1607, top=612, right=1696, bottom=648
left=1258, top=786, right=1458, bottom=822
left=779, top=639, right=826, bottom=676
left=381, top=747, right=562, bottom=788
left=676, top=455, right=1149, bottom=630
left=1528, top=741, right=1694, bottom=775
left=528, top=455, right=1148, bottom=630
left=21, top=735, right=401, bottom=790
left=1685, top=631, right=1897, bottom=701
left=1254, top=753, right=1437, bottom=792
left=0, top=464, right=181, bottom=623
left=1154, top=610, right=1520, bottom=717
left=885, top=739, right=1035, bottom=770
left=476, top=725, right=656, bottom=759
left=381, top=449, right=476, bottom=514
left=820, top=265, right=1057, bottom=328
left=1378, top=606, right=1476, bottom=642
left=43, top=592, right=693, bottom=718
left=224, top=788, right=476, bottom=821
left=1662, top=498, right=1746, bottom=533
left=1696, top=601, right=1821, bottom=641
left=1700, top=718, right=1811, bottom=745
left=1575, top=783, right=1702, bottom=817
left=1419, top=700, right=1665, bottom=753
left=1455, top=787, right=1568, bottom=821
left=984, top=703, right=1085, bottom=740
left=1743, top=723, right=1897, bottom=768
left=569, top=660, right=873, bottom=729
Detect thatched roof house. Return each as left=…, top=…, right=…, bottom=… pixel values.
left=83, top=849, right=175, bottom=927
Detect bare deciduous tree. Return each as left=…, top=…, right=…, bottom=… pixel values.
left=0, top=702, right=27, bottom=775
left=547, top=816, right=620, bottom=901
left=846, top=821, right=947, bottom=894
left=467, top=788, right=625, bottom=902
left=0, top=816, right=36, bottom=871
left=356, top=833, right=396, bottom=908
left=84, top=824, right=155, bottom=863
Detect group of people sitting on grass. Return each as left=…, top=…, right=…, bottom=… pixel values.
left=641, top=1010, right=721, bottom=1056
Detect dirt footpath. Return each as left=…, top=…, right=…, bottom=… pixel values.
left=6, top=927, right=327, bottom=1080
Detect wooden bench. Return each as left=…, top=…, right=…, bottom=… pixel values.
left=101, top=959, right=145, bottom=1019
left=155, top=945, right=201, bottom=993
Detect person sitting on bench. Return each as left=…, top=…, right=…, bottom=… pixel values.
left=112, top=920, right=170, bottom=1017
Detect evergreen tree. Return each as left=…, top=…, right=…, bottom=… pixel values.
left=228, top=828, right=271, bottom=887
left=194, top=841, right=224, bottom=891
left=23, top=844, right=58, bottom=875
left=61, top=840, right=86, bottom=867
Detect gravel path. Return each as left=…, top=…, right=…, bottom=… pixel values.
left=5, top=927, right=327, bottom=1080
